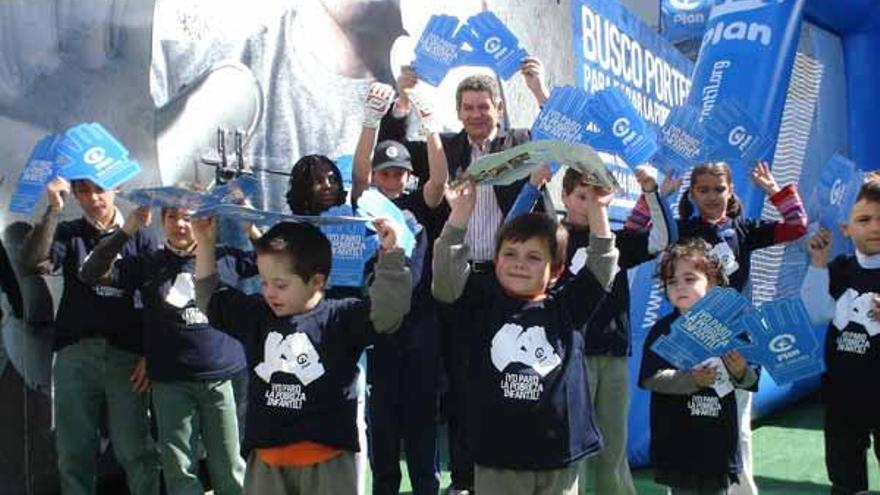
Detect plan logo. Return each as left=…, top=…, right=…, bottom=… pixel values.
left=703, top=0, right=787, bottom=47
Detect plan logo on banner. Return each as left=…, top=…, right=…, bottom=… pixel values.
left=662, top=0, right=716, bottom=44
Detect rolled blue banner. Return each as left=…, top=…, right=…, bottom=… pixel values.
left=355, top=189, right=416, bottom=257
left=815, top=153, right=863, bottom=230
left=661, top=0, right=714, bottom=44
left=120, top=186, right=208, bottom=211
left=9, top=135, right=61, bottom=214
left=736, top=299, right=825, bottom=385
left=583, top=87, right=659, bottom=167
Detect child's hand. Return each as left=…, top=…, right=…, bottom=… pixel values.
left=373, top=218, right=399, bottom=252
left=46, top=177, right=70, bottom=212
left=751, top=161, right=781, bottom=196
left=394, top=65, right=419, bottom=114
left=529, top=164, right=553, bottom=188
left=445, top=178, right=477, bottom=229
left=692, top=365, right=718, bottom=388
left=722, top=350, right=747, bottom=381
left=634, top=164, right=658, bottom=193
left=806, top=228, right=832, bottom=267
left=123, top=206, right=152, bottom=235
left=363, top=82, right=396, bottom=129
left=192, top=216, right=217, bottom=245
left=130, top=356, right=150, bottom=394
left=659, top=172, right=682, bottom=199
left=586, top=185, right=614, bottom=209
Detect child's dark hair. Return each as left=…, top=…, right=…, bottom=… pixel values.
left=855, top=173, right=880, bottom=205
left=254, top=222, right=332, bottom=282
left=286, top=155, right=347, bottom=215
left=495, top=213, right=569, bottom=273
left=678, top=162, right=743, bottom=219
left=657, top=238, right=728, bottom=289
left=562, top=168, right=593, bottom=195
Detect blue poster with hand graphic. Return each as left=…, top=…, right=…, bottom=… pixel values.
left=55, top=123, right=141, bottom=189
left=9, top=135, right=62, bottom=214
left=815, top=153, right=863, bottom=230
left=412, top=14, right=462, bottom=86
left=583, top=87, right=659, bottom=167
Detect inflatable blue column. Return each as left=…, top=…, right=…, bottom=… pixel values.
left=843, top=31, right=880, bottom=172
left=686, top=0, right=806, bottom=216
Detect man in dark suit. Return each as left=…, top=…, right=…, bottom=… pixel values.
left=377, top=60, right=548, bottom=495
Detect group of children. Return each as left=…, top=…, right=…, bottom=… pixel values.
left=16, top=69, right=880, bottom=495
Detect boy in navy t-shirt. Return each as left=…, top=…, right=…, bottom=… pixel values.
left=192, top=217, right=411, bottom=494
left=432, top=179, right=618, bottom=494
left=80, top=205, right=247, bottom=494
left=20, top=177, right=160, bottom=494
left=801, top=176, right=880, bottom=494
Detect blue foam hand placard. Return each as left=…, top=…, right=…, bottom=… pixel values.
left=736, top=299, right=825, bottom=385
left=456, top=11, right=529, bottom=80
left=9, top=135, right=61, bottom=214
left=702, top=99, right=774, bottom=164
left=355, top=189, right=416, bottom=257
left=412, top=14, right=462, bottom=86
left=815, top=153, right=864, bottom=230
left=583, top=87, right=659, bottom=167
left=654, top=105, right=708, bottom=174
left=654, top=288, right=751, bottom=367
left=55, top=123, right=141, bottom=190
left=651, top=334, right=704, bottom=371
left=321, top=204, right=379, bottom=288
left=531, top=85, right=593, bottom=144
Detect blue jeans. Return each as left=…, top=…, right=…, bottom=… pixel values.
left=53, top=338, right=160, bottom=495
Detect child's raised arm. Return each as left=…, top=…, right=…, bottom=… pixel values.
left=750, top=161, right=807, bottom=243
left=78, top=206, right=151, bottom=286
left=352, top=82, right=396, bottom=203
left=193, top=216, right=219, bottom=309
left=368, top=219, right=412, bottom=333
left=432, top=180, right=477, bottom=303
left=20, top=177, right=69, bottom=274
left=800, top=228, right=836, bottom=325
left=583, top=185, right=619, bottom=290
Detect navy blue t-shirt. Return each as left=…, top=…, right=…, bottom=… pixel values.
left=822, top=255, right=880, bottom=411
left=205, top=285, right=375, bottom=453
left=113, top=248, right=246, bottom=382
left=639, top=312, right=741, bottom=477
left=556, top=226, right=653, bottom=356
left=448, top=267, right=607, bottom=469
left=677, top=216, right=777, bottom=292
left=51, top=219, right=158, bottom=353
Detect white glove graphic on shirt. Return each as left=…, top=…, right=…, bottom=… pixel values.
left=834, top=289, right=880, bottom=336
left=165, top=272, right=196, bottom=308
left=569, top=247, right=588, bottom=275
left=254, top=331, right=326, bottom=384
left=710, top=242, right=739, bottom=277
left=490, top=323, right=562, bottom=377
left=280, top=333, right=326, bottom=385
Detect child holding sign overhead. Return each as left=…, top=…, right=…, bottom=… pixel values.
left=801, top=176, right=880, bottom=495
left=639, top=239, right=759, bottom=495
left=433, top=178, right=618, bottom=494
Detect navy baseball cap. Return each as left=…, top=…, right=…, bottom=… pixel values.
left=372, top=140, right=413, bottom=172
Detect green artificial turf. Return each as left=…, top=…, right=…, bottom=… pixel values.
left=371, top=395, right=879, bottom=494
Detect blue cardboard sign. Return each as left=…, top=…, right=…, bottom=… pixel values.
left=736, top=299, right=825, bottom=385
left=531, top=86, right=593, bottom=144
left=815, top=153, right=863, bottom=229
left=9, top=135, right=62, bottom=214
left=583, top=88, right=659, bottom=167
left=654, top=105, right=708, bottom=174
left=321, top=205, right=379, bottom=288
left=652, top=287, right=751, bottom=369
left=456, top=11, right=529, bottom=80
left=411, top=11, right=528, bottom=86
left=355, top=189, right=416, bottom=257
left=702, top=99, right=775, bottom=164
left=55, top=123, right=141, bottom=190
left=412, top=14, right=462, bottom=86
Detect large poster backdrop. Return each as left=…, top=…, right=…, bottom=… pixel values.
left=572, top=0, right=693, bottom=223
left=572, top=0, right=694, bottom=466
